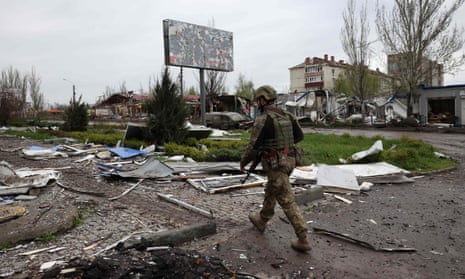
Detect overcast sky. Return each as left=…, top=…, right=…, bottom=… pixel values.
left=1, top=0, right=465, bottom=105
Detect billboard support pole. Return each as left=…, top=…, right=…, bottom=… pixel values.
left=199, top=69, right=206, bottom=126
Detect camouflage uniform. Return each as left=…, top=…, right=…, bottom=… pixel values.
left=240, top=104, right=308, bottom=241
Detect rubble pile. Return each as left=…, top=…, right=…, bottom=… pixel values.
left=40, top=247, right=245, bottom=279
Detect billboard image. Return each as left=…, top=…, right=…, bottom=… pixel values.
left=163, top=19, right=234, bottom=72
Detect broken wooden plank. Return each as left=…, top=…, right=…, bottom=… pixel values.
left=131, top=223, right=217, bottom=250
left=156, top=193, right=213, bottom=218
left=17, top=245, right=57, bottom=256
left=334, top=194, right=353, bottom=204
left=108, top=179, right=144, bottom=201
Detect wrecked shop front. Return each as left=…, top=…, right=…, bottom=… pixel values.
left=418, top=84, right=465, bottom=126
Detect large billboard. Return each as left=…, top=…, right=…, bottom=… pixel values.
left=163, top=19, right=234, bottom=72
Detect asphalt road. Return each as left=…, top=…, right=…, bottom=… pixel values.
left=201, top=126, right=465, bottom=278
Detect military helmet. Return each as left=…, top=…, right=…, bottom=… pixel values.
left=256, top=85, right=277, bottom=101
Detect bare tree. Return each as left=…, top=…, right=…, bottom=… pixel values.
left=204, top=70, right=227, bottom=111
left=234, top=73, right=254, bottom=101
left=119, top=81, right=127, bottom=94
left=29, top=67, right=44, bottom=120
left=340, top=0, right=373, bottom=113
left=0, top=66, right=28, bottom=120
left=376, top=0, right=465, bottom=115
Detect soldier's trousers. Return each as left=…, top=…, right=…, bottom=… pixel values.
left=260, top=158, right=308, bottom=240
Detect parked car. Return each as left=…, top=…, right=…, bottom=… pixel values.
left=205, top=112, right=253, bottom=130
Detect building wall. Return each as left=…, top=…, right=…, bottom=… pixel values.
left=323, top=66, right=345, bottom=91
left=289, top=65, right=305, bottom=94
left=289, top=55, right=347, bottom=94
left=290, top=54, right=396, bottom=98
left=418, top=85, right=465, bottom=126
left=387, top=54, right=443, bottom=87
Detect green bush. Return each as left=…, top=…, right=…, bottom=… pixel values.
left=183, top=137, right=198, bottom=146
left=164, top=142, right=207, bottom=161
left=164, top=140, right=246, bottom=162
left=206, top=147, right=244, bottom=161
left=7, top=119, right=28, bottom=127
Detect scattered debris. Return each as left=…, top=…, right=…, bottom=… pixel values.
left=110, top=158, right=173, bottom=179
left=93, top=230, right=154, bottom=257
left=55, top=180, right=105, bottom=197
left=270, top=258, right=287, bottom=269
left=334, top=194, right=353, bottom=204
left=230, top=191, right=265, bottom=197
left=316, top=164, right=360, bottom=194
left=39, top=260, right=67, bottom=272
left=0, top=164, right=61, bottom=196
left=434, top=151, right=450, bottom=159
left=188, top=173, right=266, bottom=193
left=17, top=245, right=58, bottom=256
left=430, top=250, right=444, bottom=256
left=351, top=140, right=383, bottom=161
left=362, top=174, right=414, bottom=185
left=294, top=185, right=324, bottom=205
left=106, top=146, right=148, bottom=159
left=312, top=226, right=416, bottom=252
left=291, top=162, right=410, bottom=185
left=41, top=246, right=239, bottom=278
left=156, top=193, right=214, bottom=218
left=130, top=223, right=217, bottom=250
left=22, top=145, right=68, bottom=160
left=359, top=181, right=373, bottom=191
left=108, top=179, right=144, bottom=201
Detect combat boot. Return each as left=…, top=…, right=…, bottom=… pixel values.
left=291, top=236, right=311, bottom=253
left=248, top=212, right=267, bottom=232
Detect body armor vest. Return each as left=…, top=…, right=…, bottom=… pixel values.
left=262, top=112, right=294, bottom=150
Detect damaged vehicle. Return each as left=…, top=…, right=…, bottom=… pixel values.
left=205, top=112, right=253, bottom=130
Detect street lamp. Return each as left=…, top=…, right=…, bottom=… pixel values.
left=63, top=78, right=76, bottom=104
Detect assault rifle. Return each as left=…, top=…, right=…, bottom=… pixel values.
left=240, top=151, right=262, bottom=184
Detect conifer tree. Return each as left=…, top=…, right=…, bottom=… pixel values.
left=145, top=68, right=190, bottom=145
left=62, top=95, right=89, bottom=131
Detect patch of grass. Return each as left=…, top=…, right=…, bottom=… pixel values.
left=300, top=133, right=455, bottom=172
left=299, top=132, right=379, bottom=165
left=4, top=128, right=54, bottom=141
left=73, top=214, right=84, bottom=228
left=36, top=232, right=56, bottom=243
left=73, top=208, right=94, bottom=228
left=379, top=136, right=454, bottom=172
left=0, top=242, right=16, bottom=250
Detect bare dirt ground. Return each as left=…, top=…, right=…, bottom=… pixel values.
left=0, top=127, right=465, bottom=278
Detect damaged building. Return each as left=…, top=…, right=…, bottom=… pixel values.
left=417, top=84, right=465, bottom=127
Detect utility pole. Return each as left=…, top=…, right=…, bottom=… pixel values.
left=63, top=78, right=76, bottom=105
